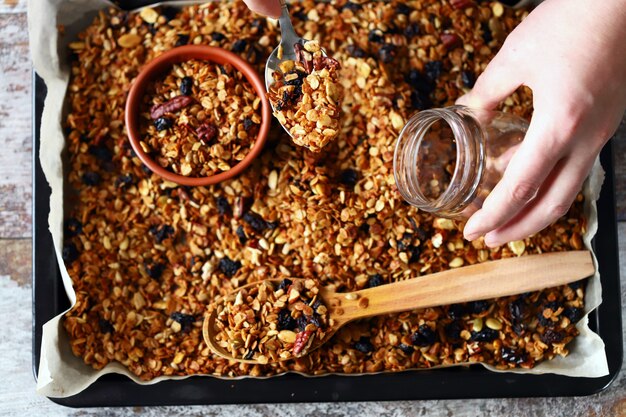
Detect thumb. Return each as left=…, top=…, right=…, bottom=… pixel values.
left=456, top=49, right=523, bottom=110
left=243, top=0, right=282, bottom=18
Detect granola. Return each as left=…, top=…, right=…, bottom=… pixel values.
left=140, top=60, right=262, bottom=177
left=267, top=40, right=342, bottom=152
left=62, top=1, right=586, bottom=381
left=212, top=278, right=330, bottom=363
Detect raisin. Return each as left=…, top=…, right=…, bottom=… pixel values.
left=368, top=30, right=384, bottom=43
left=404, top=23, right=420, bottom=38
left=410, top=324, right=437, bottom=346
left=307, top=314, right=321, bottom=328
left=346, top=44, right=367, bottom=58
left=339, top=168, right=358, bottom=187
left=284, top=71, right=306, bottom=86
left=396, top=3, right=412, bottom=15
left=216, top=196, right=231, bottom=216
left=480, top=22, right=493, bottom=44
left=398, top=343, right=414, bottom=354
left=353, top=337, right=375, bottom=353
left=149, top=225, right=174, bottom=243
left=424, top=61, right=444, bottom=80
left=378, top=44, right=396, bottom=63
left=471, top=328, right=499, bottom=342
left=410, top=91, right=429, bottom=110
left=278, top=278, right=292, bottom=291
left=342, top=2, right=362, bottom=12
left=509, top=299, right=527, bottom=322
left=367, top=274, right=384, bottom=288
left=470, top=300, right=490, bottom=314
left=98, top=319, right=114, bottom=334
left=563, top=307, right=583, bottom=323
left=236, top=225, right=247, bottom=244
left=170, top=312, right=196, bottom=332
left=408, top=245, right=421, bottom=263
left=219, top=257, right=241, bottom=277
left=501, top=347, right=527, bottom=365
left=397, top=232, right=413, bottom=251
left=407, top=69, right=434, bottom=94
left=448, top=304, right=467, bottom=320
left=88, top=145, right=112, bottom=161
left=242, top=117, right=255, bottom=131
left=359, top=222, right=370, bottom=234
left=180, top=76, right=193, bottom=96
left=161, top=6, right=178, bottom=21
left=541, top=329, right=564, bottom=344
left=296, top=315, right=309, bottom=332
left=312, top=299, right=322, bottom=312
left=461, top=70, right=475, bottom=88
left=445, top=320, right=463, bottom=340
left=145, top=262, right=164, bottom=279
left=277, top=309, right=296, bottom=331
left=231, top=39, right=247, bottom=53
left=154, top=117, right=172, bottom=131
left=243, top=212, right=272, bottom=233
left=62, top=243, right=79, bottom=264
left=82, top=172, right=101, bottom=186
left=211, top=32, right=226, bottom=42
left=175, top=34, right=189, bottom=46
left=64, top=218, right=82, bottom=238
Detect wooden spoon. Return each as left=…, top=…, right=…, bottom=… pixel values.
left=203, top=250, right=594, bottom=364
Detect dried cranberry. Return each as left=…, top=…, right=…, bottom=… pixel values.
left=175, top=34, right=189, bottom=46
left=541, top=329, right=564, bottom=344
left=367, top=274, right=384, bottom=288
left=398, top=343, right=414, bottom=354
left=211, top=32, right=226, bottom=42
left=471, top=328, right=499, bottom=342
left=219, top=257, right=241, bottom=277
left=501, top=347, right=527, bottom=365
left=277, top=309, right=296, bottom=331
left=62, top=242, right=79, bottom=264
left=410, top=324, right=437, bottom=346
left=216, top=196, right=231, bottom=216
left=99, top=319, right=114, bottom=334
left=64, top=218, right=82, bottom=238
left=170, top=312, right=196, bottom=332
left=82, top=172, right=101, bottom=186
left=339, top=168, right=358, bottom=187
left=154, top=117, right=172, bottom=131
left=378, top=44, right=396, bottom=63
left=180, top=76, right=193, bottom=96
left=354, top=337, right=375, bottom=353
left=231, top=39, right=247, bottom=53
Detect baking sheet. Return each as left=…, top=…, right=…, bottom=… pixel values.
left=29, top=0, right=610, bottom=399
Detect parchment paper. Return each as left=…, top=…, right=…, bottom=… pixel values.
left=29, top=0, right=610, bottom=398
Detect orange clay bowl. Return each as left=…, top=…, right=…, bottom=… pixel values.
left=125, top=45, right=271, bottom=186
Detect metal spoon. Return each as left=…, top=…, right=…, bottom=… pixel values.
left=203, top=250, right=594, bottom=364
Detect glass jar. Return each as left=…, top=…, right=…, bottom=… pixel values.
left=393, top=105, right=529, bottom=219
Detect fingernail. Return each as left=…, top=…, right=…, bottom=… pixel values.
left=484, top=235, right=502, bottom=248
left=464, top=232, right=479, bottom=242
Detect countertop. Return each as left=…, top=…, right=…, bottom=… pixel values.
left=0, top=1, right=624, bottom=415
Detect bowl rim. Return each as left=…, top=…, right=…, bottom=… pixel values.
left=124, top=45, right=271, bottom=186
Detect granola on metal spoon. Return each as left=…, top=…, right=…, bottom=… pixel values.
left=267, top=40, right=342, bottom=152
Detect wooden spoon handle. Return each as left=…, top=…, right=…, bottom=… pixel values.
left=333, top=250, right=594, bottom=323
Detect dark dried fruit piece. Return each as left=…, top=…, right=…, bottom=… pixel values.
left=470, top=300, right=490, bottom=314
left=278, top=278, right=292, bottom=291
left=231, top=39, right=247, bottom=53
left=471, top=328, right=499, bottom=342
left=441, top=32, right=463, bottom=49
left=501, top=347, right=527, bottom=365
left=64, top=218, right=82, bottom=238
left=243, top=212, right=273, bottom=233
left=378, top=44, right=396, bottom=63
left=62, top=242, right=79, bottom=264
left=354, top=337, right=374, bottom=353
left=145, top=262, right=165, bottom=279
left=277, top=309, right=296, bottom=331
left=242, top=117, right=255, bottom=131
left=88, top=144, right=112, bottom=161
left=170, top=312, right=196, bottom=332
left=424, top=61, right=444, bottom=80
left=180, top=76, right=193, bottom=96
left=175, top=34, right=189, bottom=46
left=154, top=117, right=173, bottom=131
left=461, top=70, right=475, bottom=87
left=236, top=225, right=247, bottom=244
left=342, top=1, right=362, bottom=12
left=368, top=30, right=384, bottom=43
left=398, top=343, right=414, bottom=354
left=346, top=44, right=367, bottom=58
left=216, top=196, right=231, bottom=216
left=99, top=319, right=114, bottom=334
left=339, top=168, right=358, bottom=187
left=404, top=22, right=420, bottom=38
left=367, top=274, right=384, bottom=288
left=149, top=224, right=174, bottom=243
left=563, top=307, right=583, bottom=323
left=445, top=320, right=463, bottom=340
left=115, top=174, right=134, bottom=188
left=395, top=3, right=412, bottom=15
left=450, top=0, right=474, bottom=10
left=410, top=324, right=437, bottom=346
left=211, top=32, right=226, bottom=42
left=293, top=330, right=313, bottom=355
left=408, top=245, right=421, bottom=263
left=447, top=304, right=466, bottom=320
left=541, top=329, right=564, bottom=344
left=219, top=256, right=242, bottom=277
left=82, top=172, right=101, bottom=186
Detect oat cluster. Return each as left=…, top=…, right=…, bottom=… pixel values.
left=267, top=40, right=342, bottom=152
left=63, top=1, right=586, bottom=381
left=140, top=60, right=261, bottom=177
left=212, top=278, right=330, bottom=363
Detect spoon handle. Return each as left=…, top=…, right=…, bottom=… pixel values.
left=277, top=0, right=299, bottom=54
left=332, top=250, right=594, bottom=323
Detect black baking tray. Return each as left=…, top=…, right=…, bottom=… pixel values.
left=32, top=1, right=623, bottom=406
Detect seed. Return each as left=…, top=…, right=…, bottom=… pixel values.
left=508, top=240, right=526, bottom=256
left=492, top=2, right=504, bottom=17
left=268, top=170, right=278, bottom=190
left=118, top=33, right=142, bottom=48
left=486, top=317, right=502, bottom=330
left=448, top=257, right=464, bottom=268
left=139, top=7, right=159, bottom=24
left=472, top=317, right=483, bottom=332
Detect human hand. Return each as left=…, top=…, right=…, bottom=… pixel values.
left=243, top=0, right=281, bottom=18
left=459, top=0, right=626, bottom=247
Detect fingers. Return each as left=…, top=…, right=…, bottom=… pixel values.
left=243, top=0, right=281, bottom=18
left=483, top=152, right=594, bottom=247
left=463, top=114, right=564, bottom=241
left=456, top=47, right=523, bottom=110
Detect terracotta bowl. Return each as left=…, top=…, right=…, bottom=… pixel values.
left=125, top=45, right=271, bottom=186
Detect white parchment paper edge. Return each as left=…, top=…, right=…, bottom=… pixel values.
left=28, top=0, right=609, bottom=398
